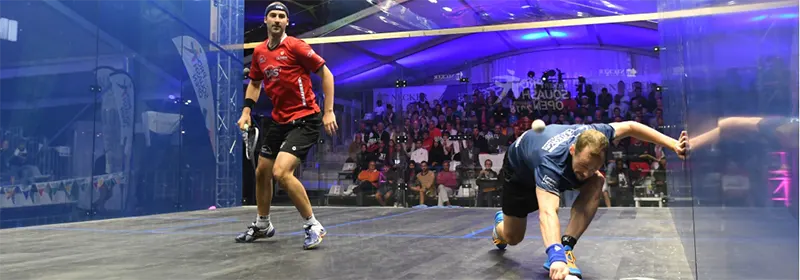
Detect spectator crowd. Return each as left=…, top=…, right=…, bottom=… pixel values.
left=345, top=80, right=669, bottom=207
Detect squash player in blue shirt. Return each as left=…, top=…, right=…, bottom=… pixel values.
left=491, top=120, right=688, bottom=280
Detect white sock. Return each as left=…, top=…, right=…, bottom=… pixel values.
left=304, top=215, right=321, bottom=227
left=255, top=215, right=271, bottom=228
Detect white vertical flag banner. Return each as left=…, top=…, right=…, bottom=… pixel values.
left=96, top=67, right=134, bottom=174
left=109, top=72, right=135, bottom=167
left=172, top=35, right=217, bottom=156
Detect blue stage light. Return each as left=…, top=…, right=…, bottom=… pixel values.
left=521, top=31, right=567, bottom=40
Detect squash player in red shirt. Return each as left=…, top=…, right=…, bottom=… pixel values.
left=236, top=2, right=339, bottom=250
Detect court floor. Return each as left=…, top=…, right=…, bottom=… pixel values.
left=0, top=206, right=700, bottom=280
left=3, top=206, right=795, bottom=280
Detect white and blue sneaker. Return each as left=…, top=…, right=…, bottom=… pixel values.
left=303, top=224, right=326, bottom=250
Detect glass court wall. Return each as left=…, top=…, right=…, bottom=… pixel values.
left=0, top=0, right=244, bottom=228
left=659, top=1, right=799, bottom=279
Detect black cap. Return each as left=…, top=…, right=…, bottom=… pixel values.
left=265, top=2, right=289, bottom=16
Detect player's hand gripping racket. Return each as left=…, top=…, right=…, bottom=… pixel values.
left=242, top=122, right=259, bottom=169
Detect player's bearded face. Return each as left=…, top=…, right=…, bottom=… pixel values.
left=265, top=11, right=288, bottom=35
left=571, top=148, right=603, bottom=181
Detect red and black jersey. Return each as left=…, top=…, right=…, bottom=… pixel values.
left=249, top=35, right=325, bottom=124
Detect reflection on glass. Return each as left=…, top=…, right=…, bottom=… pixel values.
left=659, top=1, right=799, bottom=279
left=0, top=0, right=243, bottom=227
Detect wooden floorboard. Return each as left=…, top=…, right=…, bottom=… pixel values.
left=1, top=207, right=698, bottom=280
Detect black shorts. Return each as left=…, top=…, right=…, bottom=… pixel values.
left=500, top=152, right=540, bottom=218
left=259, top=112, right=321, bottom=162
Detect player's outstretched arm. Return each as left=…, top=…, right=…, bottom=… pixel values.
left=536, top=187, right=562, bottom=249
left=609, top=121, right=688, bottom=159
left=536, top=187, right=571, bottom=279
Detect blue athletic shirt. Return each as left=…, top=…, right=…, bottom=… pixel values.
left=507, top=124, right=616, bottom=195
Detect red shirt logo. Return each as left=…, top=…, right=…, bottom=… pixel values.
left=264, top=65, right=281, bottom=79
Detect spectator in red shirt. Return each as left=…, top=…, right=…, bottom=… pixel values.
left=436, top=161, right=459, bottom=206
left=428, top=122, right=442, bottom=140
left=236, top=1, right=337, bottom=249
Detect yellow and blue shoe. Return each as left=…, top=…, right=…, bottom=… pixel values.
left=543, top=245, right=582, bottom=278
left=491, top=211, right=508, bottom=250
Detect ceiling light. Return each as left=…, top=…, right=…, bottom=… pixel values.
left=428, top=0, right=437, bottom=3
left=601, top=0, right=617, bottom=9
left=442, top=6, right=452, bottom=12
left=508, top=13, right=515, bottom=16
left=577, top=12, right=585, bottom=17
left=727, top=1, right=735, bottom=4
left=521, top=31, right=567, bottom=40
left=521, top=5, right=530, bottom=8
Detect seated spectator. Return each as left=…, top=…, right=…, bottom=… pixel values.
left=471, top=127, right=490, bottom=153
left=374, top=100, right=386, bottom=119
left=409, top=140, right=428, bottom=165
left=376, top=122, right=390, bottom=144
left=436, top=161, right=459, bottom=206
left=421, top=131, right=433, bottom=150
left=376, top=164, right=398, bottom=206
left=429, top=139, right=446, bottom=170
left=384, top=104, right=396, bottom=125
left=608, top=95, right=629, bottom=118
left=385, top=140, right=403, bottom=166
left=442, top=130, right=459, bottom=154
left=594, top=109, right=609, bottom=124
left=627, top=138, right=653, bottom=183
left=455, top=140, right=480, bottom=170
left=477, top=159, right=498, bottom=179
left=488, top=125, right=510, bottom=153
left=598, top=87, right=613, bottom=109
left=356, top=161, right=380, bottom=194
left=375, top=141, right=388, bottom=164
left=404, top=161, right=418, bottom=185
left=352, top=144, right=370, bottom=182
left=9, top=143, right=27, bottom=167
left=347, top=134, right=363, bottom=162
left=410, top=161, right=436, bottom=205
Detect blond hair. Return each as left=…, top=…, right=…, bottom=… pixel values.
left=574, top=130, right=608, bottom=159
